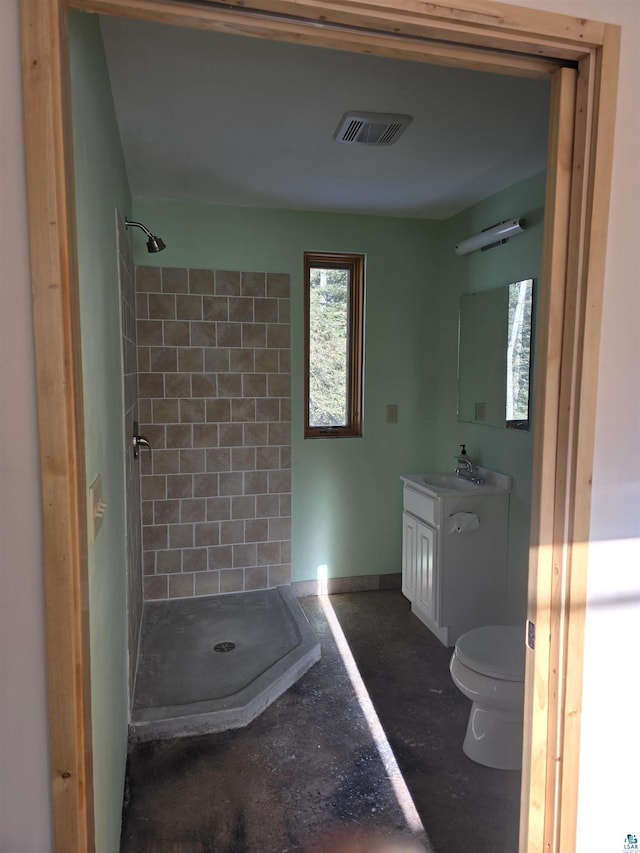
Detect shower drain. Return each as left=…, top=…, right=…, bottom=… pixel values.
left=213, top=641, right=236, bottom=653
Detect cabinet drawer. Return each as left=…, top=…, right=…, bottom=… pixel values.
left=403, top=487, right=438, bottom=526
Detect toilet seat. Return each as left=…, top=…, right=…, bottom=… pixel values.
left=455, top=625, right=524, bottom=682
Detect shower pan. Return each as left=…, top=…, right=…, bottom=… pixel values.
left=129, top=586, right=321, bottom=742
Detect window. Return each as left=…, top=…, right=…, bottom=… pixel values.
left=505, top=278, right=533, bottom=430
left=304, top=252, right=364, bottom=438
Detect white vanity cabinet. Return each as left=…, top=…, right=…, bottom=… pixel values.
left=401, top=472, right=510, bottom=647
left=402, top=512, right=438, bottom=621
left=402, top=487, right=438, bottom=625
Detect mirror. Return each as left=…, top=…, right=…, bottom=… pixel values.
left=457, top=279, right=534, bottom=430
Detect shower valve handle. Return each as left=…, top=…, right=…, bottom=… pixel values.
left=132, top=433, right=152, bottom=459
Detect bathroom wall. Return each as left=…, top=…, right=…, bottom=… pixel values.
left=434, top=171, right=546, bottom=623
left=133, top=183, right=541, bottom=600
left=69, top=12, right=131, bottom=853
left=131, top=199, right=441, bottom=586
left=117, top=212, right=143, bottom=697
left=136, top=265, right=291, bottom=599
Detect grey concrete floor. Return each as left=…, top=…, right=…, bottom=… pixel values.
left=120, top=590, right=520, bottom=852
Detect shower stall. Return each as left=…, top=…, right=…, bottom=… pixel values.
left=118, top=214, right=319, bottom=740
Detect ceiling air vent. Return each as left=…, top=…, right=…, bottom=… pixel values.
left=333, top=111, right=413, bottom=146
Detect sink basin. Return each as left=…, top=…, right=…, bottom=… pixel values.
left=401, top=470, right=511, bottom=498
left=421, top=474, right=482, bottom=492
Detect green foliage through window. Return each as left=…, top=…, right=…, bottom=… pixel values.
left=308, top=267, right=349, bottom=427
left=304, top=253, right=364, bottom=438
left=506, top=279, right=533, bottom=423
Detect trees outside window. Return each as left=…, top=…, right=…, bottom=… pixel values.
left=304, top=252, right=364, bottom=438
left=506, top=278, right=533, bottom=428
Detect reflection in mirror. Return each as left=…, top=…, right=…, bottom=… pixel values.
left=457, top=279, right=533, bottom=430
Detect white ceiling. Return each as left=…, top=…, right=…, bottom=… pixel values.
left=100, top=15, right=550, bottom=220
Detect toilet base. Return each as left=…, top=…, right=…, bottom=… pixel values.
left=462, top=701, right=523, bottom=770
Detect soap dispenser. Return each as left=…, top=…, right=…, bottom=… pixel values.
left=459, top=444, right=467, bottom=456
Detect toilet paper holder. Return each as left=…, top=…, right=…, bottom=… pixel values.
left=447, top=512, right=480, bottom=534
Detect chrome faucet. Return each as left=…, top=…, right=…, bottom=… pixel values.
left=454, top=452, right=484, bottom=484
left=455, top=455, right=474, bottom=474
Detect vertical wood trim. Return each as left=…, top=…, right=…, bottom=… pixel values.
left=524, top=22, right=619, bottom=853
left=542, top=51, right=594, bottom=848
left=20, top=1, right=94, bottom=851
left=556, top=23, right=620, bottom=852
left=349, top=254, right=365, bottom=436
left=520, top=65, right=576, bottom=853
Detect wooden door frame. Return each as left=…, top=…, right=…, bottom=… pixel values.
left=20, top=1, right=620, bottom=851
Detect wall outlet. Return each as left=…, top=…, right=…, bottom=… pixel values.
left=89, top=474, right=107, bottom=543
left=386, top=403, right=398, bottom=424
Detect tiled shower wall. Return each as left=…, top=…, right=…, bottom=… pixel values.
left=136, top=266, right=291, bottom=600
left=117, top=213, right=143, bottom=698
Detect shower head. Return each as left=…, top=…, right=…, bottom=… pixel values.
left=125, top=218, right=166, bottom=253
left=145, top=233, right=166, bottom=253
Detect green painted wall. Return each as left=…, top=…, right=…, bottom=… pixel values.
left=434, top=172, right=546, bottom=622
left=69, top=12, right=131, bottom=853
left=132, top=199, right=442, bottom=582
left=134, top=177, right=543, bottom=600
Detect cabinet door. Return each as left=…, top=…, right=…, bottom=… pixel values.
left=416, top=521, right=438, bottom=623
left=401, top=511, right=417, bottom=601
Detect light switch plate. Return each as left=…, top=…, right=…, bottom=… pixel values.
left=89, top=474, right=107, bottom=542
left=386, top=404, right=399, bottom=424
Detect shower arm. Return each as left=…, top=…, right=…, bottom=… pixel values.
left=125, top=219, right=153, bottom=238
left=125, top=218, right=166, bottom=253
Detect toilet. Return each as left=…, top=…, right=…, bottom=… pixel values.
left=449, top=625, right=525, bottom=770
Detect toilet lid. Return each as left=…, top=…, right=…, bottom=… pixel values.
left=455, top=626, right=525, bottom=681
